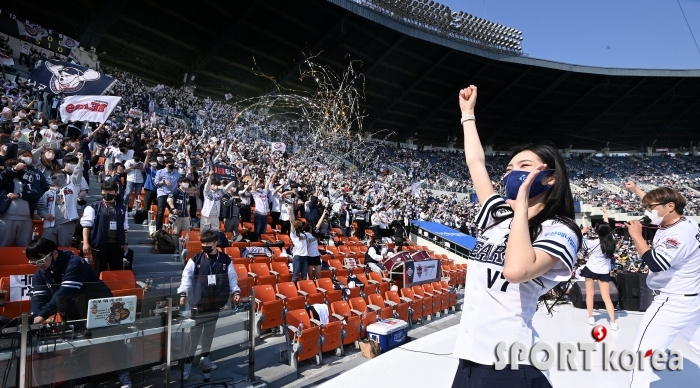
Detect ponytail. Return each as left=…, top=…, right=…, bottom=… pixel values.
left=595, top=222, right=616, bottom=259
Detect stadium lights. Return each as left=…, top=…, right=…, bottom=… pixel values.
left=359, top=0, right=522, bottom=53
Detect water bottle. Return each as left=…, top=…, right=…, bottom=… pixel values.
left=298, top=322, right=304, bottom=336
left=31, top=227, right=39, bottom=241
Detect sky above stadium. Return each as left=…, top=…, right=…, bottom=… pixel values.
left=441, top=0, right=700, bottom=69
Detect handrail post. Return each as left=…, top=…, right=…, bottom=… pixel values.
left=248, top=287, right=256, bottom=382
left=19, top=313, right=28, bottom=388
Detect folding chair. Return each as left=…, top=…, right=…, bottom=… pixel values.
left=253, top=285, right=284, bottom=341
left=284, top=309, right=322, bottom=369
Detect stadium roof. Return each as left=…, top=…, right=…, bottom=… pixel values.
left=8, top=0, right=700, bottom=150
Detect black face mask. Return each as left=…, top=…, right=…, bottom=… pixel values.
left=102, top=193, right=117, bottom=202
left=133, top=158, right=141, bottom=163
left=167, top=164, right=174, bottom=170
left=202, top=246, right=215, bottom=254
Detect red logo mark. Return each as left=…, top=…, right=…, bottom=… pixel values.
left=645, top=349, right=653, bottom=358
left=592, top=325, right=607, bottom=342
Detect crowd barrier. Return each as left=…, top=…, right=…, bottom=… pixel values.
left=0, top=275, right=255, bottom=388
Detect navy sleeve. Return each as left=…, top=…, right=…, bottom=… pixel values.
left=38, top=258, right=88, bottom=319
left=475, top=194, right=507, bottom=229
left=30, top=271, right=50, bottom=317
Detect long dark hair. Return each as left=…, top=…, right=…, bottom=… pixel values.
left=487, top=142, right=583, bottom=249
left=596, top=222, right=616, bottom=259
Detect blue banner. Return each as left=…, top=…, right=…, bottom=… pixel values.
left=411, top=220, right=477, bottom=250
left=574, top=201, right=581, bottom=213
left=27, top=60, right=115, bottom=95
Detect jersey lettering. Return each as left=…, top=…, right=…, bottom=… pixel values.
left=470, top=240, right=506, bottom=267
left=486, top=268, right=510, bottom=292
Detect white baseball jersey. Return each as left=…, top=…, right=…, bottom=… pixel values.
left=646, top=217, right=700, bottom=294
left=453, top=194, right=579, bottom=366
left=583, top=238, right=613, bottom=274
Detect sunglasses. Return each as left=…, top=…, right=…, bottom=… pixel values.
left=29, top=252, right=52, bottom=266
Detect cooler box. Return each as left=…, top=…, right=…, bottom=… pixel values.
left=367, top=318, right=408, bottom=352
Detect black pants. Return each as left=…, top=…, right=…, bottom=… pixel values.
left=144, top=189, right=157, bottom=212
left=19, top=53, right=30, bottom=67
left=224, top=218, right=239, bottom=235
left=452, top=360, right=551, bottom=388
left=189, top=195, right=197, bottom=219
left=156, top=195, right=170, bottom=231
left=93, top=242, right=124, bottom=275
left=82, top=161, right=90, bottom=186
left=270, top=211, right=280, bottom=230
left=239, top=205, right=251, bottom=222
left=280, top=220, right=291, bottom=235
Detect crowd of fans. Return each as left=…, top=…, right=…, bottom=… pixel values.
left=2, top=51, right=700, bottom=278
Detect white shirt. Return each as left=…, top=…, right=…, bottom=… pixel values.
left=583, top=238, right=613, bottom=274
left=290, top=230, right=309, bottom=257
left=271, top=192, right=281, bottom=212
left=646, top=217, right=700, bottom=294
left=40, top=128, right=63, bottom=147
left=280, top=203, right=290, bottom=221
left=453, top=194, right=578, bottom=369
left=114, top=149, right=134, bottom=164
left=253, top=189, right=270, bottom=214
left=124, top=159, right=145, bottom=183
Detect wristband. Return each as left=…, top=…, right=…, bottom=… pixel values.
left=460, top=115, right=475, bottom=124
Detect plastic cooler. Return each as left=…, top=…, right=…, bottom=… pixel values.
left=366, top=318, right=409, bottom=352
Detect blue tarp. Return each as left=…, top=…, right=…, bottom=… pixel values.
left=411, top=220, right=477, bottom=250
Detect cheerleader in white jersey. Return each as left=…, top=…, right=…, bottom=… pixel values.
left=452, top=86, right=582, bottom=388
left=580, top=204, right=618, bottom=330
left=624, top=184, right=700, bottom=388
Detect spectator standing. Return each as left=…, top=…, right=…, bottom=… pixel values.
left=142, top=149, right=159, bottom=219
left=221, top=187, right=240, bottom=238
left=288, top=205, right=308, bottom=282
left=252, top=174, right=275, bottom=239
left=178, top=230, right=240, bottom=381
left=238, top=184, right=252, bottom=223
left=167, top=178, right=191, bottom=250
left=123, top=152, right=145, bottom=211
left=37, top=171, right=80, bottom=247
left=80, top=181, right=129, bottom=274
left=154, top=159, right=180, bottom=231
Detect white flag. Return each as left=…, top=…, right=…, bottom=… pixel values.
left=270, top=142, right=286, bottom=153
left=225, top=93, right=233, bottom=101
left=59, top=95, right=122, bottom=123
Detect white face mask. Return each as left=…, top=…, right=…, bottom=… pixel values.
left=181, top=183, right=189, bottom=189
left=645, top=207, right=668, bottom=226
left=65, top=163, right=77, bottom=172
left=20, top=156, right=32, bottom=164
left=50, top=124, right=58, bottom=130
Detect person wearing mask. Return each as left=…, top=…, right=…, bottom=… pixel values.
left=365, top=237, right=389, bottom=273
left=142, top=149, right=159, bottom=223
left=288, top=205, right=308, bottom=283
left=76, top=133, right=92, bottom=185
left=104, top=162, right=126, bottom=203
left=39, top=120, right=63, bottom=149
left=167, top=178, right=192, bottom=249
left=123, top=152, right=145, bottom=211
left=200, top=175, right=233, bottom=232
left=36, top=171, right=80, bottom=247
left=178, top=230, right=240, bottom=381
left=624, top=184, right=700, bottom=388
left=338, top=203, right=353, bottom=237
left=451, top=86, right=581, bottom=387
left=221, top=186, right=241, bottom=239
left=80, top=180, right=129, bottom=274
left=238, top=183, right=252, bottom=223
left=154, top=159, right=180, bottom=231
left=305, top=209, right=328, bottom=280
left=252, top=174, right=275, bottom=240
left=26, top=238, right=133, bottom=388
left=269, top=183, right=283, bottom=231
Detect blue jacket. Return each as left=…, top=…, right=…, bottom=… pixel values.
left=144, top=166, right=158, bottom=191
left=31, top=250, right=112, bottom=319
left=189, top=251, right=233, bottom=311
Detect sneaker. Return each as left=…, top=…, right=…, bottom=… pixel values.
left=611, top=322, right=619, bottom=331
left=587, top=317, right=595, bottom=325
left=118, top=372, right=132, bottom=388
left=182, top=363, right=192, bottom=381
left=142, top=220, right=148, bottom=225
left=200, top=356, right=217, bottom=371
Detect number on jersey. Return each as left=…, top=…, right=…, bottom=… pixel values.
left=487, top=268, right=510, bottom=292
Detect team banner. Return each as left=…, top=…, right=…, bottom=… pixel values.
left=404, top=259, right=441, bottom=286
left=9, top=274, right=33, bottom=301
left=59, top=95, right=122, bottom=123
left=0, top=9, right=79, bottom=55
left=270, top=142, right=286, bottom=153
left=27, top=60, right=116, bottom=95
left=212, top=163, right=238, bottom=181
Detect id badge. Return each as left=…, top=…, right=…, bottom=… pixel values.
left=208, top=275, right=216, bottom=285
left=109, top=221, right=117, bottom=230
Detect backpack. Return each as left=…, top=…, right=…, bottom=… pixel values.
left=152, top=230, right=177, bottom=254
left=133, top=209, right=147, bottom=224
